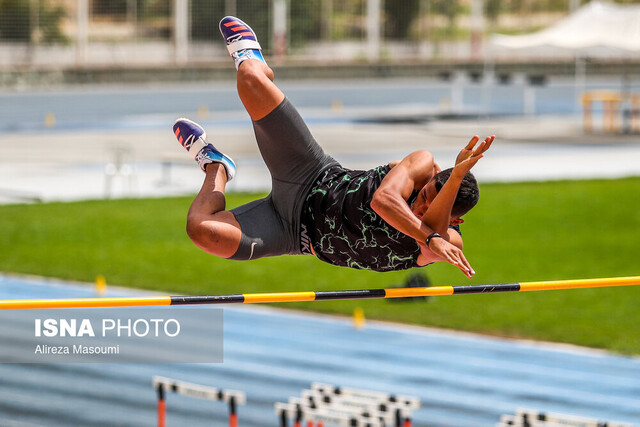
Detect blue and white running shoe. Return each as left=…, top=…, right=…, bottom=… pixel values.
left=219, top=16, right=266, bottom=69
left=173, top=118, right=236, bottom=180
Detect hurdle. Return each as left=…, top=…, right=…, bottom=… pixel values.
left=152, top=376, right=246, bottom=427
left=275, top=401, right=384, bottom=427
left=1, top=276, right=638, bottom=309
left=299, top=390, right=409, bottom=426
left=311, top=383, right=420, bottom=427
left=275, top=401, right=381, bottom=427
left=276, top=384, right=420, bottom=427
left=497, top=408, right=634, bottom=427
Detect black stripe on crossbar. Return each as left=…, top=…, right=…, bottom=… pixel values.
left=452, top=283, right=520, bottom=294
left=171, top=295, right=245, bottom=305
left=314, top=289, right=387, bottom=300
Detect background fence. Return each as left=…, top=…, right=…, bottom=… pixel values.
left=0, top=0, right=638, bottom=69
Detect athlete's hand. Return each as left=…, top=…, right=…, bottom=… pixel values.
left=455, top=135, right=495, bottom=165
left=420, top=237, right=475, bottom=278
left=452, top=135, right=494, bottom=180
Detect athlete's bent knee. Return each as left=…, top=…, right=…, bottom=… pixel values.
left=185, top=216, right=221, bottom=249
left=186, top=216, right=206, bottom=245
left=237, top=62, right=271, bottom=93
left=186, top=215, right=239, bottom=259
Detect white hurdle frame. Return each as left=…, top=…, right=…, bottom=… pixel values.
left=501, top=409, right=635, bottom=427
left=275, top=401, right=383, bottom=427
left=153, top=376, right=246, bottom=427
left=300, top=389, right=408, bottom=424
left=311, top=382, right=420, bottom=427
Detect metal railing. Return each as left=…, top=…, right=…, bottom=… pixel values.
left=2, top=0, right=637, bottom=69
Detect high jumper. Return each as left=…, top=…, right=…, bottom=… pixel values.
left=173, top=16, right=493, bottom=277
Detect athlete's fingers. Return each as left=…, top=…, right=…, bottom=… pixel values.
left=452, top=253, right=471, bottom=277
left=444, top=246, right=473, bottom=278
left=457, top=251, right=475, bottom=276
left=481, top=135, right=494, bottom=153
left=465, top=135, right=480, bottom=150
left=442, top=248, right=459, bottom=267
left=443, top=249, right=469, bottom=277
left=472, top=140, right=486, bottom=157
left=460, top=265, right=473, bottom=278
left=453, top=258, right=471, bottom=278
left=482, top=135, right=496, bottom=153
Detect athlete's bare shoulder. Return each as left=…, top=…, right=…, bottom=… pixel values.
left=388, top=150, right=434, bottom=170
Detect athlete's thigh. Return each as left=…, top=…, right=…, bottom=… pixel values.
left=229, top=196, right=295, bottom=260
left=252, top=98, right=334, bottom=184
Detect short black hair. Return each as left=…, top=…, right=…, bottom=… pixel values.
left=433, top=168, right=479, bottom=217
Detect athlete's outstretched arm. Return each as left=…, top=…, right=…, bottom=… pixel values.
left=370, top=150, right=435, bottom=243
left=419, top=135, right=493, bottom=236
left=371, top=152, right=474, bottom=277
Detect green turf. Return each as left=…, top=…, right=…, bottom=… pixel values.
left=0, top=178, right=639, bottom=354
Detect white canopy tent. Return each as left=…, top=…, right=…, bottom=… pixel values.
left=488, top=1, right=640, bottom=116
left=491, top=1, right=640, bottom=54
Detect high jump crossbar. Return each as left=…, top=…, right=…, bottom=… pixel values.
left=0, top=276, right=638, bottom=309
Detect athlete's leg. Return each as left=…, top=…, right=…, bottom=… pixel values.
left=185, top=164, right=241, bottom=259
left=219, top=16, right=282, bottom=121
left=173, top=118, right=241, bottom=259
left=236, top=59, right=283, bottom=121
left=218, top=16, right=339, bottom=257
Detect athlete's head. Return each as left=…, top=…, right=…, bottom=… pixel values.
left=410, top=168, right=479, bottom=222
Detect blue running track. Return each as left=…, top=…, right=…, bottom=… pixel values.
left=0, top=274, right=638, bottom=426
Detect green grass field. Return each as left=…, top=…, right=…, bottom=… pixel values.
left=1, top=177, right=639, bottom=354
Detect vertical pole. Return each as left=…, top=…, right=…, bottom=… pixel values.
left=173, top=0, right=188, bottom=65
left=76, top=0, right=89, bottom=66
left=27, top=0, right=39, bottom=63
left=569, top=0, right=580, bottom=12
left=583, top=94, right=592, bottom=132
left=294, top=405, right=303, bottom=427
left=29, top=0, right=39, bottom=43
left=633, top=95, right=640, bottom=133
left=366, top=0, right=381, bottom=62
left=574, top=55, right=587, bottom=114
left=273, top=0, right=288, bottom=62
left=156, top=384, right=166, bottom=427
left=451, top=71, right=465, bottom=113
left=470, top=0, right=483, bottom=59
left=127, top=0, right=137, bottom=34
left=225, top=0, right=237, bottom=16
left=228, top=396, right=238, bottom=427
left=279, top=409, right=288, bottom=427
left=523, top=84, right=536, bottom=116
left=321, top=0, right=332, bottom=41
left=482, top=59, right=494, bottom=117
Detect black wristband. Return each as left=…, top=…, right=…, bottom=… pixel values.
left=425, top=232, right=442, bottom=248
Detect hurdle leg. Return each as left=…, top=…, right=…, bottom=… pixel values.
left=229, top=397, right=238, bottom=427
left=156, top=384, right=166, bottom=427
left=279, top=409, right=288, bottom=427
left=294, top=405, right=303, bottom=427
